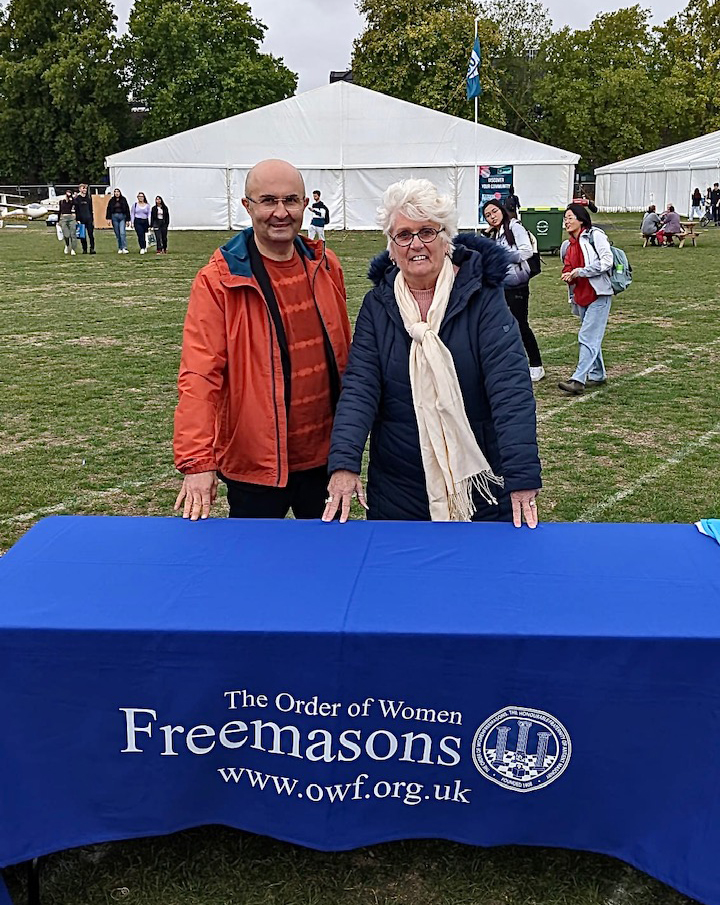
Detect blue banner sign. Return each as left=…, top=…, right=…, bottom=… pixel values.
left=478, top=165, right=513, bottom=224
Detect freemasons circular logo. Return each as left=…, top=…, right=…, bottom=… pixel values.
left=472, top=706, right=571, bottom=793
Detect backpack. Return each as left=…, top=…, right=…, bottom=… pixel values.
left=526, top=229, right=542, bottom=279
left=587, top=229, right=632, bottom=294
left=504, top=220, right=541, bottom=280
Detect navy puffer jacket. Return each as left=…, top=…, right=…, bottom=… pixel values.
left=327, top=234, right=542, bottom=521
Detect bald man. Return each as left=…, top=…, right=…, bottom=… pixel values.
left=174, top=159, right=351, bottom=520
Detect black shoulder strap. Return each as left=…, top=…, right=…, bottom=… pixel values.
left=247, top=234, right=291, bottom=417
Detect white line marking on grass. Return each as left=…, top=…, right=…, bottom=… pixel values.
left=538, top=335, right=720, bottom=423
left=538, top=364, right=667, bottom=422
left=539, top=300, right=711, bottom=359
left=1, top=474, right=174, bottom=526
left=577, top=423, right=720, bottom=521
left=539, top=339, right=576, bottom=356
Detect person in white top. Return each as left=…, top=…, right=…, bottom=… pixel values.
left=130, top=192, right=152, bottom=254
left=483, top=199, right=544, bottom=382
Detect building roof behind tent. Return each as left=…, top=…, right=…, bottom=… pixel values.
left=595, top=129, right=720, bottom=175
left=106, top=81, right=579, bottom=170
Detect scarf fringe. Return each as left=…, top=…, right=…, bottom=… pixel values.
left=448, top=471, right=505, bottom=522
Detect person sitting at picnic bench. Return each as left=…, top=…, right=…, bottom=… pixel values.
left=660, top=205, right=682, bottom=246
left=641, top=205, right=661, bottom=246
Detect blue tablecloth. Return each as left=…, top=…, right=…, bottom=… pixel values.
left=1, top=516, right=720, bottom=904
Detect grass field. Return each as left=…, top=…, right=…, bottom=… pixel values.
left=1, top=214, right=717, bottom=904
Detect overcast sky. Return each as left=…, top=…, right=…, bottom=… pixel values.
left=112, top=0, right=689, bottom=94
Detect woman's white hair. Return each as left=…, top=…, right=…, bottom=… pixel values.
left=377, top=178, right=458, bottom=252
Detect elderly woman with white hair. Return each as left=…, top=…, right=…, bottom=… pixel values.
left=322, top=178, right=541, bottom=525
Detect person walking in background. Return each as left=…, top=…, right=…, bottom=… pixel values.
left=106, top=189, right=130, bottom=254
left=572, top=188, right=598, bottom=213
left=558, top=204, right=613, bottom=396
left=711, top=183, right=720, bottom=225
left=151, top=196, right=170, bottom=254
left=58, top=189, right=78, bottom=256
left=483, top=199, right=544, bottom=382
left=131, top=192, right=151, bottom=254
left=308, top=190, right=329, bottom=241
left=74, top=184, right=95, bottom=254
left=691, top=188, right=703, bottom=220
left=505, top=185, right=521, bottom=218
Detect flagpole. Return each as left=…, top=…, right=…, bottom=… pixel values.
left=474, top=17, right=480, bottom=233
left=474, top=17, right=479, bottom=130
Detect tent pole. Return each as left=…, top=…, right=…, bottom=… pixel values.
left=340, top=82, right=347, bottom=231
left=226, top=168, right=232, bottom=230
left=474, top=17, right=480, bottom=234
left=342, top=170, right=347, bottom=230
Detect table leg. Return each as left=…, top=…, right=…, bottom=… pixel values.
left=26, top=859, right=40, bottom=905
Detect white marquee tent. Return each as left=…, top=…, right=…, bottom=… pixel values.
left=106, top=81, right=579, bottom=230
left=595, top=131, right=720, bottom=213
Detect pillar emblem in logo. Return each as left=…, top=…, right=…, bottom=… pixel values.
left=472, top=706, right=571, bottom=793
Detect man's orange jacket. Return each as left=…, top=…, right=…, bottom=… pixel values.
left=174, top=229, right=351, bottom=487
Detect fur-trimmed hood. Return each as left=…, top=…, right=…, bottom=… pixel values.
left=367, top=232, right=510, bottom=288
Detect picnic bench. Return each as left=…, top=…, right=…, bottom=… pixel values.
left=678, top=221, right=700, bottom=247
left=640, top=221, right=700, bottom=248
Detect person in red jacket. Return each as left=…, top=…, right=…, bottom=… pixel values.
left=173, top=159, right=352, bottom=521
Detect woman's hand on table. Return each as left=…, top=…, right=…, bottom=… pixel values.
left=511, top=489, right=540, bottom=529
left=322, top=470, right=368, bottom=524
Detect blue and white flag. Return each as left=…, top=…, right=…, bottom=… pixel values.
left=466, top=37, right=481, bottom=100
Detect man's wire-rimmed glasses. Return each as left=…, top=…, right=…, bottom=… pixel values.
left=245, top=195, right=304, bottom=212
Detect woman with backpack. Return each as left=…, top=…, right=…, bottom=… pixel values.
left=482, top=199, right=545, bottom=382
left=558, top=203, right=613, bottom=396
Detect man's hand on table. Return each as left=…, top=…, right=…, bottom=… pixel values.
left=174, top=471, right=218, bottom=520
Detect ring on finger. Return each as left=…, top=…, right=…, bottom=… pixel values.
left=325, top=495, right=333, bottom=503
left=529, top=500, right=537, bottom=507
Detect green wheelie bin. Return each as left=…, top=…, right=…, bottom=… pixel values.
left=522, top=208, right=564, bottom=255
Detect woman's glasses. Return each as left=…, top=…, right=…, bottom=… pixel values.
left=391, top=227, right=445, bottom=247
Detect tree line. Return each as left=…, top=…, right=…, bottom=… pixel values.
left=1, top=0, right=718, bottom=184
left=0, top=0, right=296, bottom=183
left=352, top=0, right=720, bottom=174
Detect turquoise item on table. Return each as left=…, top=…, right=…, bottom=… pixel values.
left=696, top=518, right=720, bottom=544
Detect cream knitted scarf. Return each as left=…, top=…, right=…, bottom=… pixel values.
left=394, top=255, right=504, bottom=521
